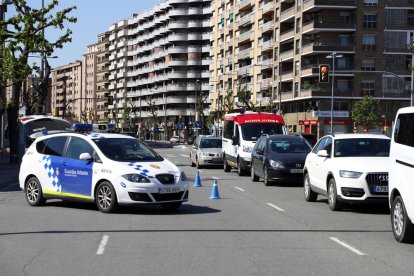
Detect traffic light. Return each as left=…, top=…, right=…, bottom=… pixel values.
left=319, top=65, right=329, bottom=83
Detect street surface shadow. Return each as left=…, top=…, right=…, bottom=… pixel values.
left=44, top=200, right=221, bottom=215
left=315, top=198, right=390, bottom=215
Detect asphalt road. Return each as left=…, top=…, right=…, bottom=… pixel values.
left=1, top=146, right=414, bottom=276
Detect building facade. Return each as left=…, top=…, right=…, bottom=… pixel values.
left=82, top=32, right=111, bottom=123
left=51, top=61, right=83, bottom=121
left=107, top=0, right=212, bottom=135
left=210, top=0, right=413, bottom=137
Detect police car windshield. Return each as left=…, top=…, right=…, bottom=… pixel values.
left=241, top=124, right=284, bottom=141
left=92, top=138, right=163, bottom=162
left=334, top=138, right=390, bottom=158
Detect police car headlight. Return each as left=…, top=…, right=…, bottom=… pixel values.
left=201, top=152, right=209, bottom=157
left=180, top=171, right=187, bottom=181
left=122, top=174, right=151, bottom=183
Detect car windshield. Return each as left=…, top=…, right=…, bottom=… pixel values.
left=269, top=137, right=312, bottom=153
left=24, top=119, right=72, bottom=135
left=92, top=138, right=163, bottom=162
left=334, top=138, right=390, bottom=157
left=241, top=124, right=284, bottom=141
left=200, top=138, right=222, bottom=148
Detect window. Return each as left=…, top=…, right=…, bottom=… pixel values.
left=313, top=137, right=327, bottom=154
left=361, top=81, right=375, bottom=96
left=394, top=113, right=414, bottom=147
left=223, top=120, right=234, bottom=139
left=323, top=138, right=332, bottom=156
left=66, top=137, right=96, bottom=160
left=339, top=35, right=350, bottom=46
left=337, top=57, right=349, bottom=69
left=364, top=0, right=378, bottom=6
left=408, top=11, right=414, bottom=26
left=337, top=80, right=349, bottom=92
left=362, top=59, right=376, bottom=71
left=362, top=34, right=376, bottom=51
left=334, top=101, right=348, bottom=111
left=339, top=12, right=351, bottom=24
left=363, top=13, right=377, bottom=29
left=43, top=137, right=67, bottom=157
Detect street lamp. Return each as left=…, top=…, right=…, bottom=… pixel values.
left=326, top=52, right=343, bottom=134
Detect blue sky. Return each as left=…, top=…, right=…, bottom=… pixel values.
left=7, top=0, right=158, bottom=68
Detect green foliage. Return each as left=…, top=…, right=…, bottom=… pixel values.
left=235, top=80, right=255, bottom=110
left=351, top=96, right=382, bottom=130
left=146, top=96, right=158, bottom=127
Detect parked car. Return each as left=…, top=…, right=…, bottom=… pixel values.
left=251, top=135, right=312, bottom=185
left=187, top=135, right=196, bottom=145
left=303, top=134, right=390, bottom=211
left=190, top=136, right=223, bottom=168
left=169, top=136, right=180, bottom=144
left=299, top=133, right=317, bottom=147
left=389, top=106, right=414, bottom=243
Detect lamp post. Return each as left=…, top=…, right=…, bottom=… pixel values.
left=326, top=52, right=342, bottom=134
left=195, top=79, right=200, bottom=136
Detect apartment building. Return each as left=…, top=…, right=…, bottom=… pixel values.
left=210, top=0, right=413, bottom=137
left=82, top=32, right=111, bottom=123
left=107, top=0, right=212, bottom=132
left=50, top=61, right=83, bottom=121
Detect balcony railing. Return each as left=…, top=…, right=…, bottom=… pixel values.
left=302, top=19, right=356, bottom=33
left=303, top=0, right=356, bottom=11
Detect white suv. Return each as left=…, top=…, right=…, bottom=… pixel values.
left=304, top=134, right=390, bottom=211
left=389, top=107, right=414, bottom=243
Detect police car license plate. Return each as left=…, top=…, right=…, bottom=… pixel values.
left=374, top=186, right=388, bottom=193
left=290, top=169, right=303, bottom=174
left=159, top=187, right=180, bottom=194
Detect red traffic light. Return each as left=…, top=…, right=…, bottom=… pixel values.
left=319, top=65, right=330, bottom=83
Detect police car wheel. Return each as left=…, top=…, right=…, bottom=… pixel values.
left=25, top=177, right=46, bottom=206
left=96, top=182, right=118, bottom=213
left=162, top=202, right=182, bottom=211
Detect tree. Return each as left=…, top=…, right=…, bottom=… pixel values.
left=222, top=86, right=235, bottom=114
left=351, top=96, right=382, bottom=131
left=235, top=78, right=255, bottom=111
left=0, top=0, right=76, bottom=161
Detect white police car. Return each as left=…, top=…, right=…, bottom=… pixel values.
left=19, top=127, right=189, bottom=213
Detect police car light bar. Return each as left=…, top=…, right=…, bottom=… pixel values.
left=72, top=123, right=93, bottom=132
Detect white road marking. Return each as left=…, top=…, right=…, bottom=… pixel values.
left=179, top=154, right=188, bottom=158
left=165, top=154, right=176, bottom=158
left=266, top=203, right=285, bottom=212
left=234, top=186, right=245, bottom=192
left=96, top=235, right=109, bottom=255
left=329, top=237, right=366, bottom=256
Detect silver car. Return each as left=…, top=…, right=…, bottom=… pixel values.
left=190, top=136, right=223, bottom=168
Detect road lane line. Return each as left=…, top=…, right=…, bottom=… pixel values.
left=165, top=154, right=176, bottom=158
left=267, top=203, right=285, bottom=212
left=329, top=237, right=366, bottom=256
left=234, top=186, right=245, bottom=192
left=179, top=154, right=188, bottom=158
left=96, top=235, right=109, bottom=255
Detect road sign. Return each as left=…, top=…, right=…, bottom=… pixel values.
left=194, top=121, right=202, bottom=129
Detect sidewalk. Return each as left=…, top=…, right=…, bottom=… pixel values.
left=0, top=162, right=20, bottom=191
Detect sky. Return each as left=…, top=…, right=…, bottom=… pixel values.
left=7, top=0, right=159, bottom=68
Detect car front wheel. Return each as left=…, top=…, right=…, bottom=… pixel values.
left=251, top=165, right=259, bottom=182
left=25, top=177, right=46, bottom=206
left=263, top=166, right=272, bottom=186
left=223, top=155, right=231, bottom=172
left=96, top=181, right=118, bottom=213
left=304, top=173, right=318, bottom=202
left=391, top=196, right=414, bottom=243
left=328, top=178, right=342, bottom=211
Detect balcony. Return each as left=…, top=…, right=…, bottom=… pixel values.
left=261, top=21, right=274, bottom=33
left=302, top=19, right=356, bottom=34
left=238, top=66, right=252, bottom=75
left=280, top=6, right=295, bottom=22
left=261, top=40, right=273, bottom=52
left=238, top=48, right=253, bottom=59
left=303, top=0, right=356, bottom=12
left=239, top=30, right=252, bottom=43
left=385, top=0, right=414, bottom=7
left=280, top=71, right=294, bottom=81
left=280, top=28, right=295, bottom=42
left=238, top=13, right=253, bottom=26
left=261, top=2, right=275, bottom=14
left=238, top=0, right=252, bottom=10
left=279, top=49, right=294, bottom=61
left=301, top=42, right=355, bottom=55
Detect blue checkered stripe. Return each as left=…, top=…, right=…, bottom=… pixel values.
left=127, top=163, right=154, bottom=178
left=42, top=155, right=61, bottom=192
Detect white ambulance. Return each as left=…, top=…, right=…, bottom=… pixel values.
left=222, top=111, right=286, bottom=175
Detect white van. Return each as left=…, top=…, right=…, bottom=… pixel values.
left=222, top=111, right=286, bottom=176
left=389, top=106, right=414, bottom=243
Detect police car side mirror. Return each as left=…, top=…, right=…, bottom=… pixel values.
left=317, top=150, right=329, bottom=158
left=79, top=152, right=93, bottom=161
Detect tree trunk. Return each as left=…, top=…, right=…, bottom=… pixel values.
left=8, top=80, right=22, bottom=163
